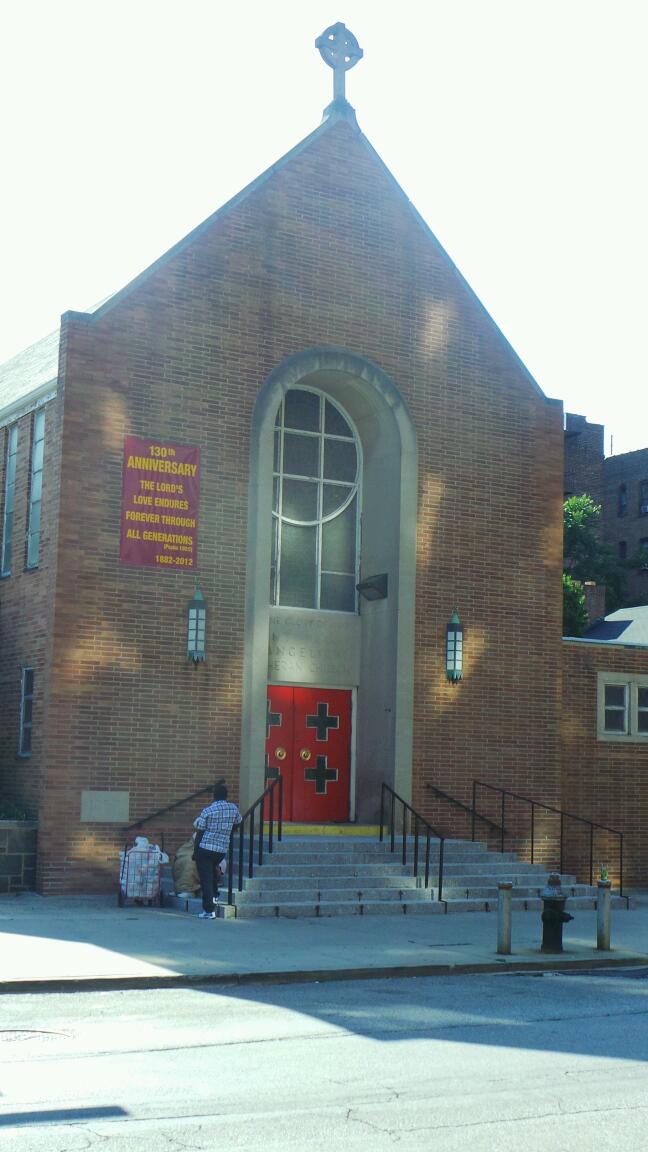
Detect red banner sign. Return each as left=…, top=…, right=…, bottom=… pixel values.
left=120, top=436, right=200, bottom=570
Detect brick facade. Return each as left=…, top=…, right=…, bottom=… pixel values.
left=561, top=641, right=648, bottom=889
left=0, top=821, right=37, bottom=892
left=0, top=399, right=61, bottom=819
left=1, top=111, right=646, bottom=893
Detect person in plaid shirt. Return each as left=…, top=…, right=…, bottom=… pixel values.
left=193, top=781, right=242, bottom=918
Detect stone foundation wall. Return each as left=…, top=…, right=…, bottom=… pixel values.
left=0, top=822, right=37, bottom=892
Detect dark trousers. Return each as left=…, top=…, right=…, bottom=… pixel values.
left=196, top=847, right=225, bottom=912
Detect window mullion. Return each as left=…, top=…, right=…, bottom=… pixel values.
left=630, top=683, right=638, bottom=736
left=276, top=401, right=284, bottom=606
left=316, top=395, right=324, bottom=609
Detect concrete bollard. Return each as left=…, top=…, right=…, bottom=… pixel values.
left=597, top=879, right=612, bottom=950
left=497, top=882, right=513, bottom=954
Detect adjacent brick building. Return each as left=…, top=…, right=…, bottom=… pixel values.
left=603, top=449, right=648, bottom=605
left=564, top=413, right=648, bottom=608
left=1, top=57, right=646, bottom=893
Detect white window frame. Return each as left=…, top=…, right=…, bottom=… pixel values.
left=271, top=388, right=362, bottom=613
left=597, top=672, right=648, bottom=742
left=1, top=424, right=18, bottom=576
left=19, top=667, right=34, bottom=757
left=26, top=409, right=45, bottom=569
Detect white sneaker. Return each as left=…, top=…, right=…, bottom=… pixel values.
left=197, top=911, right=216, bottom=919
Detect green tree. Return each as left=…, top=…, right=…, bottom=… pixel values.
left=562, top=494, right=626, bottom=635
left=562, top=573, right=589, bottom=637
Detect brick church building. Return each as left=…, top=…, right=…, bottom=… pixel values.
left=1, top=26, right=646, bottom=894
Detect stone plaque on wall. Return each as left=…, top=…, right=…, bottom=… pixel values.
left=268, top=609, right=360, bottom=686
left=80, top=791, right=130, bottom=823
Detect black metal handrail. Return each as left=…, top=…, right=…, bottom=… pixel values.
left=426, top=783, right=504, bottom=836
left=379, top=782, right=446, bottom=901
left=471, top=779, right=624, bottom=894
left=226, top=775, right=283, bottom=905
left=123, top=784, right=213, bottom=834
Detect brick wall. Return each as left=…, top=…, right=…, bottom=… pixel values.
left=0, top=821, right=37, bottom=892
left=0, top=396, right=62, bottom=822
left=19, top=117, right=565, bottom=891
left=561, top=640, right=648, bottom=888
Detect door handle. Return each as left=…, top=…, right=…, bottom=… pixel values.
left=299, top=748, right=312, bottom=761
left=275, top=747, right=287, bottom=761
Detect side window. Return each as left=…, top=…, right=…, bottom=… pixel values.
left=598, top=674, right=648, bottom=741
left=26, top=410, right=45, bottom=570
left=1, top=424, right=18, bottom=576
left=640, top=480, right=648, bottom=516
left=618, top=540, right=627, bottom=560
left=618, top=484, right=628, bottom=517
left=603, top=683, right=628, bottom=734
left=19, top=668, right=34, bottom=756
left=639, top=538, right=648, bottom=571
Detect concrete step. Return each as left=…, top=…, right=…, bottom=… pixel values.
left=433, top=871, right=579, bottom=886
left=242, top=872, right=419, bottom=892
left=438, top=860, right=576, bottom=873
left=441, top=895, right=629, bottom=913
left=254, top=838, right=518, bottom=858
left=235, top=884, right=430, bottom=904
left=236, top=863, right=417, bottom=878
left=232, top=899, right=447, bottom=919
left=440, top=883, right=593, bottom=900
left=162, top=886, right=628, bottom=919
left=264, top=843, right=479, bottom=852
left=161, top=833, right=629, bottom=919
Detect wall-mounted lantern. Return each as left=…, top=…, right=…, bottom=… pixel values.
left=446, top=609, right=463, bottom=683
left=356, top=573, right=388, bottom=601
left=187, top=586, right=207, bottom=663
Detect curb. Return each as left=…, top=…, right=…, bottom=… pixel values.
left=1, top=954, right=647, bottom=995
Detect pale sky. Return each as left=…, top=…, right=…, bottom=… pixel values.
left=1, top=1, right=646, bottom=454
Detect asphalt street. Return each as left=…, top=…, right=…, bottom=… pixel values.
left=1, top=969, right=647, bottom=1150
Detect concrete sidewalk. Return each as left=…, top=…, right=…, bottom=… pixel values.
left=1, top=892, right=647, bottom=993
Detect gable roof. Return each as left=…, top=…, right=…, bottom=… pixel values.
left=583, top=605, right=648, bottom=647
left=0, top=102, right=550, bottom=426
left=0, top=328, right=60, bottom=427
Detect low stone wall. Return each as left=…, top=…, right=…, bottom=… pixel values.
left=0, top=821, right=37, bottom=892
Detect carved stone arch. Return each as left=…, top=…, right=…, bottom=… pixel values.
left=240, top=348, right=417, bottom=819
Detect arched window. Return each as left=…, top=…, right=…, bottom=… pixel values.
left=271, top=389, right=361, bottom=612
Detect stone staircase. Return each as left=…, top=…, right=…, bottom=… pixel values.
left=161, top=834, right=629, bottom=919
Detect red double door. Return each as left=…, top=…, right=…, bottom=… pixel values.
left=265, top=686, right=352, bottom=822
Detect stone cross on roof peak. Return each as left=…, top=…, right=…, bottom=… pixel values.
left=315, top=22, right=363, bottom=107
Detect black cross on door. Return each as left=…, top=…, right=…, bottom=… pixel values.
left=266, top=699, right=282, bottom=739
left=306, top=702, right=340, bottom=741
left=305, top=755, right=339, bottom=795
